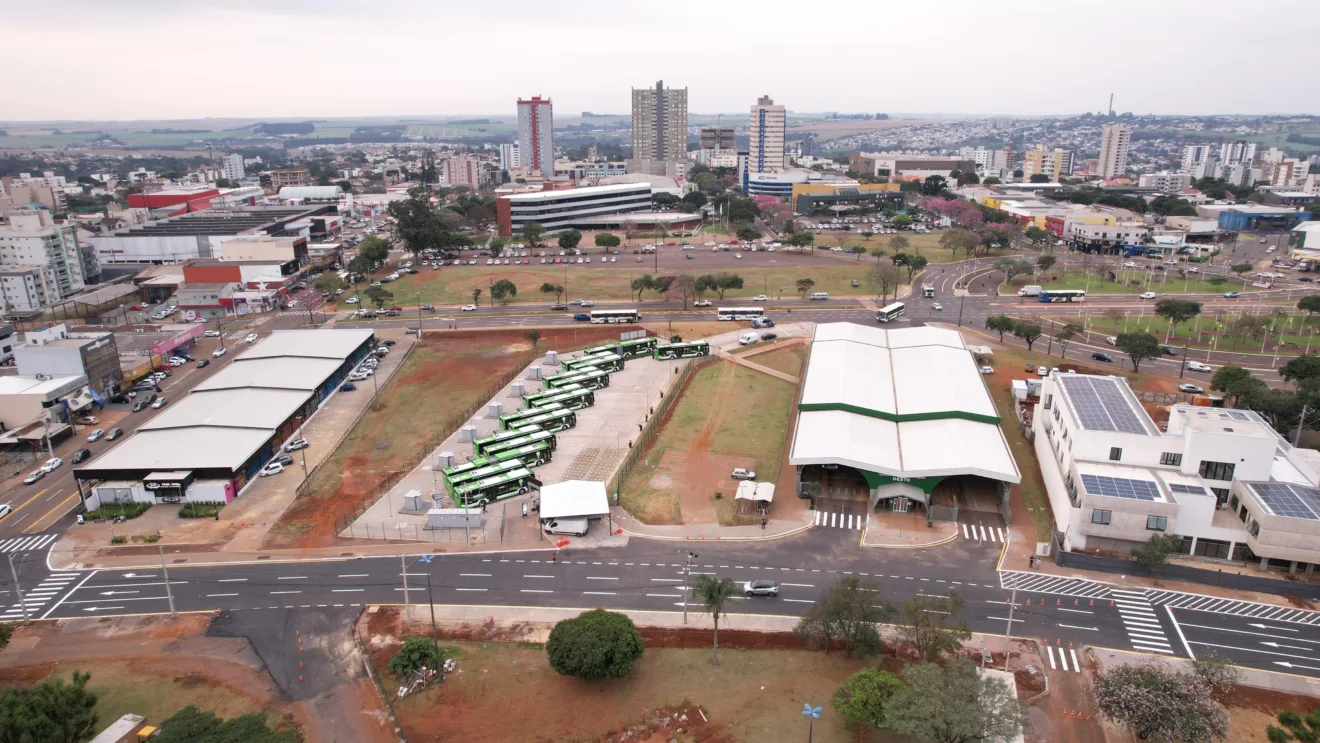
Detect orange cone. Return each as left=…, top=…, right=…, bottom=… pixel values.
left=298, top=675, right=303, bottom=683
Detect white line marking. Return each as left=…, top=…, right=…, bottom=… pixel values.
left=338, top=574, right=369, bottom=578
left=39, top=569, right=96, bottom=619
left=1166, top=605, right=1195, bottom=660
left=218, top=578, right=248, bottom=582
left=521, top=589, right=554, bottom=594
left=583, top=591, right=617, bottom=596
left=270, top=590, right=301, bottom=595
left=459, top=573, right=491, bottom=577
left=332, top=589, right=365, bottom=593
left=1058, top=623, right=1099, bottom=631
left=207, top=593, right=239, bottom=597
left=455, top=588, right=486, bottom=592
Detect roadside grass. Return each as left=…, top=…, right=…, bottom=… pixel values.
left=642, top=320, right=729, bottom=342
left=750, top=344, right=807, bottom=378
left=809, top=230, right=1013, bottom=266
left=1066, top=313, right=1320, bottom=354
left=709, top=364, right=795, bottom=488
left=42, top=661, right=289, bottom=734
left=1035, top=270, right=1264, bottom=295
left=387, top=641, right=901, bottom=743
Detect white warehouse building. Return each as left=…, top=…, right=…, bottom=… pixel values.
left=1035, top=372, right=1320, bottom=574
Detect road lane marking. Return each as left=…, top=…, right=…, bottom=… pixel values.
left=524, top=574, right=554, bottom=579
left=1058, top=608, right=1093, bottom=614
left=277, top=576, right=307, bottom=580
left=1177, top=623, right=1320, bottom=645
left=332, top=589, right=365, bottom=593
left=1058, top=623, right=1099, bottom=631
left=270, top=590, right=301, bottom=595
left=338, top=574, right=369, bottom=578
left=459, top=573, right=491, bottom=577
left=783, top=599, right=815, bottom=603
left=647, top=593, right=680, bottom=598
left=651, top=578, right=681, bottom=582
left=521, top=589, right=553, bottom=593
left=38, top=570, right=96, bottom=619
left=218, top=578, right=247, bottom=582
left=583, top=591, right=617, bottom=596
left=455, top=588, right=486, bottom=592
left=207, top=593, right=239, bottom=597
left=1166, top=605, right=1196, bottom=659
left=586, top=576, right=618, bottom=580
left=781, top=583, right=814, bottom=588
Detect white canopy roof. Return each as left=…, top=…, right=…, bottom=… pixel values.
left=539, top=480, right=610, bottom=520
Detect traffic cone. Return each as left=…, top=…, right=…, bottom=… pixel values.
left=1056, top=639, right=1062, bottom=646
left=1068, top=642, right=1074, bottom=649
left=299, top=662, right=304, bottom=669
left=1026, top=599, right=1031, bottom=606
left=1090, top=599, right=1094, bottom=607
left=1074, top=599, right=1079, bottom=606
left=298, top=675, right=303, bottom=683
left=1056, top=599, right=1061, bottom=606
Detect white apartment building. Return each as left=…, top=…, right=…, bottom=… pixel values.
left=0, top=211, right=89, bottom=313
left=516, top=96, right=555, bottom=177
left=1220, top=140, right=1257, bottom=167
left=1035, top=372, right=1320, bottom=574
left=749, top=95, right=787, bottom=174
left=1181, top=145, right=1213, bottom=174
left=498, top=143, right=520, bottom=169
left=221, top=153, right=245, bottom=181
left=0, top=266, right=52, bottom=313
left=1138, top=172, right=1193, bottom=193
left=1097, top=124, right=1132, bottom=179
left=1067, top=221, right=1149, bottom=249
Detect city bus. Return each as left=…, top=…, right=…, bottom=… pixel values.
left=481, top=429, right=558, bottom=458
left=546, top=367, right=611, bottom=391
left=562, top=351, right=624, bottom=373
left=582, top=342, right=622, bottom=357
left=525, top=384, right=595, bottom=410
left=444, top=457, right=527, bottom=493
left=499, top=402, right=565, bottom=430
left=716, top=307, right=765, bottom=321
left=440, top=456, right=492, bottom=490
left=616, top=337, right=658, bottom=359
left=487, top=440, right=553, bottom=467
left=589, top=309, right=641, bottom=324
left=453, top=467, right=540, bottom=507
left=473, top=425, right=542, bottom=456
left=653, top=340, right=710, bottom=360
left=510, top=405, right=576, bottom=433
left=1039, top=289, right=1086, bottom=303
left=876, top=302, right=906, bottom=323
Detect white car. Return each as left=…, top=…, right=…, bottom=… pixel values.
left=212, top=347, right=227, bottom=358
left=1105, top=336, right=1118, bottom=346
left=1140, top=292, right=1157, bottom=300
left=41, top=457, right=63, bottom=472
left=753, top=294, right=768, bottom=301
left=610, top=257, right=616, bottom=263
left=1186, top=361, right=1213, bottom=373
left=735, top=253, right=743, bottom=259
left=731, top=468, right=757, bottom=481
left=244, top=333, right=259, bottom=343
left=0, top=504, right=11, bottom=520
left=346, top=297, right=360, bottom=304
left=1178, top=383, right=1205, bottom=394
left=486, top=259, right=494, bottom=265
left=1122, top=261, right=1137, bottom=268
left=580, top=300, right=595, bottom=307
left=461, top=304, right=477, bottom=312
left=285, top=438, right=309, bottom=451
left=980, top=365, right=994, bottom=375
left=1037, top=366, right=1050, bottom=377
left=23, top=470, right=45, bottom=485
left=204, top=330, right=221, bottom=338
left=260, top=462, right=285, bottom=477
left=694, top=300, right=712, bottom=307
left=1187, top=267, right=1199, bottom=273
left=151, top=397, right=168, bottom=409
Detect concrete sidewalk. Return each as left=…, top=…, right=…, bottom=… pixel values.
left=611, top=505, right=814, bottom=541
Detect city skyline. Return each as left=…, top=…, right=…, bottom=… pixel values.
left=3, top=0, right=1318, bottom=120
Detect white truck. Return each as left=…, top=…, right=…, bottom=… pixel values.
left=1017, top=285, right=1043, bottom=297
left=922, top=284, right=935, bottom=298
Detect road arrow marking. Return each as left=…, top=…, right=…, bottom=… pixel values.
left=99, top=590, right=137, bottom=596
left=1262, top=641, right=1314, bottom=652
left=120, top=573, right=154, bottom=579
left=1275, top=661, right=1320, bottom=672
left=1249, top=622, right=1300, bottom=632
left=81, top=606, right=125, bottom=612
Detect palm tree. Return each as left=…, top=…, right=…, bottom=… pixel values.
left=693, top=575, right=739, bottom=665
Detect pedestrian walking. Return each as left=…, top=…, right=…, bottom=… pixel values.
left=761, top=518, right=767, bottom=530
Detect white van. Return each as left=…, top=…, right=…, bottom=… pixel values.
left=544, top=518, right=589, bottom=537
left=809, top=292, right=829, bottom=301
left=739, top=332, right=760, bottom=346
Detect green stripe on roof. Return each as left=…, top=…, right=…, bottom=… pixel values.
left=798, top=402, right=1000, bottom=425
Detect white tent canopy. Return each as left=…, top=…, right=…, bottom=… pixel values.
left=539, top=480, right=610, bottom=520
left=735, top=481, right=776, bottom=502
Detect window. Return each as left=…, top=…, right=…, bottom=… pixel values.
left=1109, top=447, right=1123, bottom=462
left=1160, top=452, right=1183, bottom=466
left=1146, top=515, right=1168, bottom=531
left=1212, top=488, right=1230, bottom=505
left=1091, top=509, right=1112, bottom=525
left=1229, top=494, right=1240, bottom=511
left=1044, top=394, right=1052, bottom=410
left=1193, top=538, right=1232, bottom=560
left=1198, top=460, right=1236, bottom=481
left=1249, top=520, right=1260, bottom=538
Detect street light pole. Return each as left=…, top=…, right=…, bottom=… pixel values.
left=159, top=546, right=177, bottom=618
left=681, top=551, right=696, bottom=624
left=6, top=553, right=30, bottom=625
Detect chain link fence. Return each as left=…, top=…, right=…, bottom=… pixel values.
left=607, top=357, right=703, bottom=497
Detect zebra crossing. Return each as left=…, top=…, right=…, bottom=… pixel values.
left=1112, top=589, right=1174, bottom=655
left=1147, top=589, right=1320, bottom=626
left=998, top=570, right=1114, bottom=599
left=0, top=533, right=59, bottom=554
left=959, top=523, right=1007, bottom=543
left=1045, top=643, right=1082, bottom=673
left=0, top=571, right=80, bottom=621
left=812, top=509, right=865, bottom=531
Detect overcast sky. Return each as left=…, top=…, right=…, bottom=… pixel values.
left=4, top=0, right=1316, bottom=122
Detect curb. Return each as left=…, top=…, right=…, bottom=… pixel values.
left=617, top=522, right=814, bottom=543
left=858, top=530, right=959, bottom=549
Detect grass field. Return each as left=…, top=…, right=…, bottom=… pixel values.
left=341, top=264, right=883, bottom=309
left=752, top=343, right=807, bottom=378
left=1064, top=312, right=1320, bottom=354
left=1034, top=270, right=1264, bottom=295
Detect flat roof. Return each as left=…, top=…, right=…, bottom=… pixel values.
left=195, top=357, right=345, bottom=392
left=0, top=375, right=85, bottom=396
left=139, top=388, right=311, bottom=432
left=504, top=183, right=650, bottom=203
left=1055, top=373, right=1159, bottom=436
left=236, top=328, right=373, bottom=361
left=539, top=480, right=610, bottom=520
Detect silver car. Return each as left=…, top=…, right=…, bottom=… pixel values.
left=744, top=580, right=779, bottom=597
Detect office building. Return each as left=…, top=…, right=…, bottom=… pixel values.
left=630, top=81, right=688, bottom=164
left=267, top=170, right=311, bottom=189
left=700, top=126, right=735, bottom=150
left=1097, top=124, right=1132, bottom=179
left=0, top=211, right=91, bottom=312
left=517, top=96, right=555, bottom=177
left=498, top=143, right=520, bottom=169
left=849, top=153, right=977, bottom=181
left=0, top=176, right=64, bottom=212
left=221, top=153, right=245, bottom=181
left=749, top=95, right=788, bottom=174
left=14, top=324, right=122, bottom=398
left=86, top=206, right=327, bottom=265
left=496, top=183, right=699, bottom=237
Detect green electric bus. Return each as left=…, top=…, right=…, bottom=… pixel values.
left=617, top=337, right=658, bottom=359
left=545, top=367, right=610, bottom=391
left=444, top=457, right=527, bottom=493
left=523, top=383, right=594, bottom=409
left=653, top=340, right=711, bottom=360
left=499, top=402, right=564, bottom=430
left=481, top=429, right=557, bottom=458
left=440, top=456, right=492, bottom=490
left=562, top=351, right=624, bottom=373
left=506, top=406, right=576, bottom=433
left=582, top=342, right=622, bottom=357
left=487, top=440, right=553, bottom=467
left=472, top=425, right=542, bottom=456
left=452, top=467, right=540, bottom=507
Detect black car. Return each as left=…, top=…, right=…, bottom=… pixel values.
left=106, top=428, right=124, bottom=440
left=109, top=394, right=131, bottom=405
left=1161, top=346, right=1179, bottom=356
left=1092, top=352, right=1113, bottom=363
left=132, top=400, right=149, bottom=412
left=1302, top=277, right=1315, bottom=283
left=761, top=332, right=778, bottom=341
left=550, top=303, right=568, bottom=311
left=420, top=304, right=436, bottom=312
left=381, top=339, right=396, bottom=347
left=197, top=359, right=209, bottom=368
left=273, top=454, right=294, bottom=467
left=71, top=448, right=92, bottom=464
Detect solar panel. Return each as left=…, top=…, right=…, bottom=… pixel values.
left=1059, top=376, right=1151, bottom=435
left=1249, top=482, right=1320, bottom=520
left=1080, top=474, right=1161, bottom=501
left=1228, top=411, right=1251, bottom=421
left=1169, top=483, right=1209, bottom=496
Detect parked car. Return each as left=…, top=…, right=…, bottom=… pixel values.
left=260, top=462, right=285, bottom=477
left=980, top=365, right=995, bottom=374
left=106, top=427, right=124, bottom=440
left=1037, top=366, right=1050, bottom=377
left=340, top=383, right=358, bottom=392
left=197, top=359, right=210, bottom=368
left=1187, top=361, right=1213, bottom=372
left=71, top=448, right=92, bottom=464
left=1178, top=383, right=1205, bottom=394
left=273, top=454, right=294, bottom=467
left=132, top=400, right=149, bottom=412
left=1105, top=336, right=1118, bottom=346
left=0, top=504, right=11, bottom=519
left=1092, top=352, right=1113, bottom=363
left=244, top=333, right=259, bottom=344
left=77, top=415, right=99, bottom=426
left=731, top=468, right=756, bottom=480
left=285, top=438, right=309, bottom=451
left=761, top=332, right=778, bottom=341
left=744, top=580, right=779, bottom=597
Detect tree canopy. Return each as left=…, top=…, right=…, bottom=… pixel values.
left=0, top=670, right=99, bottom=743
left=832, top=668, right=904, bottom=730
left=1116, top=332, right=1162, bottom=372
left=895, top=592, right=971, bottom=662
left=794, top=576, right=894, bottom=657
left=153, top=705, right=297, bottom=743
left=557, top=229, right=583, bottom=250
left=1094, top=662, right=1229, bottom=742
left=546, top=609, right=645, bottom=681
left=490, top=279, right=518, bottom=304
left=884, top=658, right=1022, bottom=743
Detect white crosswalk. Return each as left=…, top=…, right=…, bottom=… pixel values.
left=959, top=523, right=1007, bottom=543
left=998, top=571, right=1114, bottom=599
left=0, top=533, right=58, bottom=554
left=1112, top=589, right=1174, bottom=654
left=1045, top=643, right=1083, bottom=673
left=0, top=572, right=79, bottom=621
left=1147, top=589, right=1320, bottom=625
left=812, top=510, right=865, bottom=531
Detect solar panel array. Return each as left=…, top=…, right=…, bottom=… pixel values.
left=1169, top=483, right=1209, bottom=496
left=1227, top=411, right=1251, bottom=421
left=1081, top=474, right=1162, bottom=501
left=1249, top=482, right=1320, bottom=521
left=1059, top=376, right=1151, bottom=435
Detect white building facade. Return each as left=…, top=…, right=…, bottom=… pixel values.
left=516, top=96, right=555, bottom=177
left=1097, top=124, right=1132, bottom=179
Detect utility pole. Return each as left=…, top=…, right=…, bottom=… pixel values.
left=6, top=553, right=30, bottom=624
left=1295, top=405, right=1310, bottom=447
left=159, top=546, right=177, bottom=618
left=426, top=573, right=441, bottom=671
left=401, top=554, right=410, bottom=612
left=1002, top=585, right=1017, bottom=670
left=681, top=551, right=696, bottom=624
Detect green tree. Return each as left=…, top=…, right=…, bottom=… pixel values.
left=796, top=277, right=816, bottom=298
left=364, top=286, right=393, bottom=309
left=1230, top=262, right=1254, bottom=277
left=681, top=191, right=707, bottom=208
left=650, top=275, right=676, bottom=296
left=903, top=254, right=929, bottom=282
left=888, top=234, right=911, bottom=255
left=1094, top=663, right=1229, bottom=743
left=594, top=232, right=621, bottom=250
left=1012, top=320, right=1043, bottom=351
left=388, top=636, right=439, bottom=677
left=832, top=668, right=904, bottom=730
left=885, top=658, right=1022, bottom=743
left=1116, top=332, right=1162, bottom=372
left=1281, top=354, right=1320, bottom=387
left=358, top=235, right=390, bottom=265
left=674, top=274, right=698, bottom=309
left=1131, top=534, right=1182, bottom=581
left=995, top=257, right=1034, bottom=281
left=1055, top=323, right=1083, bottom=357
left=1207, top=275, right=1228, bottom=287
left=630, top=274, right=655, bottom=302
left=521, top=221, right=545, bottom=246
left=788, top=231, right=814, bottom=249
left=693, top=575, right=739, bottom=664
left=794, top=576, right=894, bottom=657
left=490, top=279, right=518, bottom=304
left=1024, top=226, right=1049, bottom=244
left=1212, top=365, right=1265, bottom=407
left=938, top=228, right=978, bottom=261
left=920, top=175, right=948, bottom=195
left=1037, top=254, right=1057, bottom=271
left=986, top=314, right=1016, bottom=342
left=525, top=329, right=541, bottom=348
left=711, top=272, right=744, bottom=300
left=1154, top=298, right=1203, bottom=339
left=1030, top=173, right=1051, bottom=183
left=545, top=609, right=645, bottom=681
left=0, top=670, right=99, bottom=743
left=736, top=227, right=761, bottom=242
left=892, top=214, right=913, bottom=230
left=488, top=236, right=508, bottom=257
left=313, top=273, right=344, bottom=296
left=0, top=623, right=11, bottom=649
left=470, top=287, right=482, bottom=305
left=153, top=705, right=297, bottom=743
left=539, top=282, right=565, bottom=303
left=868, top=263, right=902, bottom=303
left=1269, top=708, right=1320, bottom=742
left=558, top=229, right=583, bottom=251
left=895, top=592, right=971, bottom=662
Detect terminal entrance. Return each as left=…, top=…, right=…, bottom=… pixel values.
left=799, top=465, right=1012, bottom=529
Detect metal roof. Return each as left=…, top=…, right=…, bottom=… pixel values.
left=237, top=328, right=374, bottom=360
left=539, top=480, right=610, bottom=520
left=83, top=427, right=275, bottom=473
left=195, top=357, right=345, bottom=392
left=139, top=388, right=312, bottom=432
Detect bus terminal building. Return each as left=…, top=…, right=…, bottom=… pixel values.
left=789, top=323, right=1020, bottom=523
